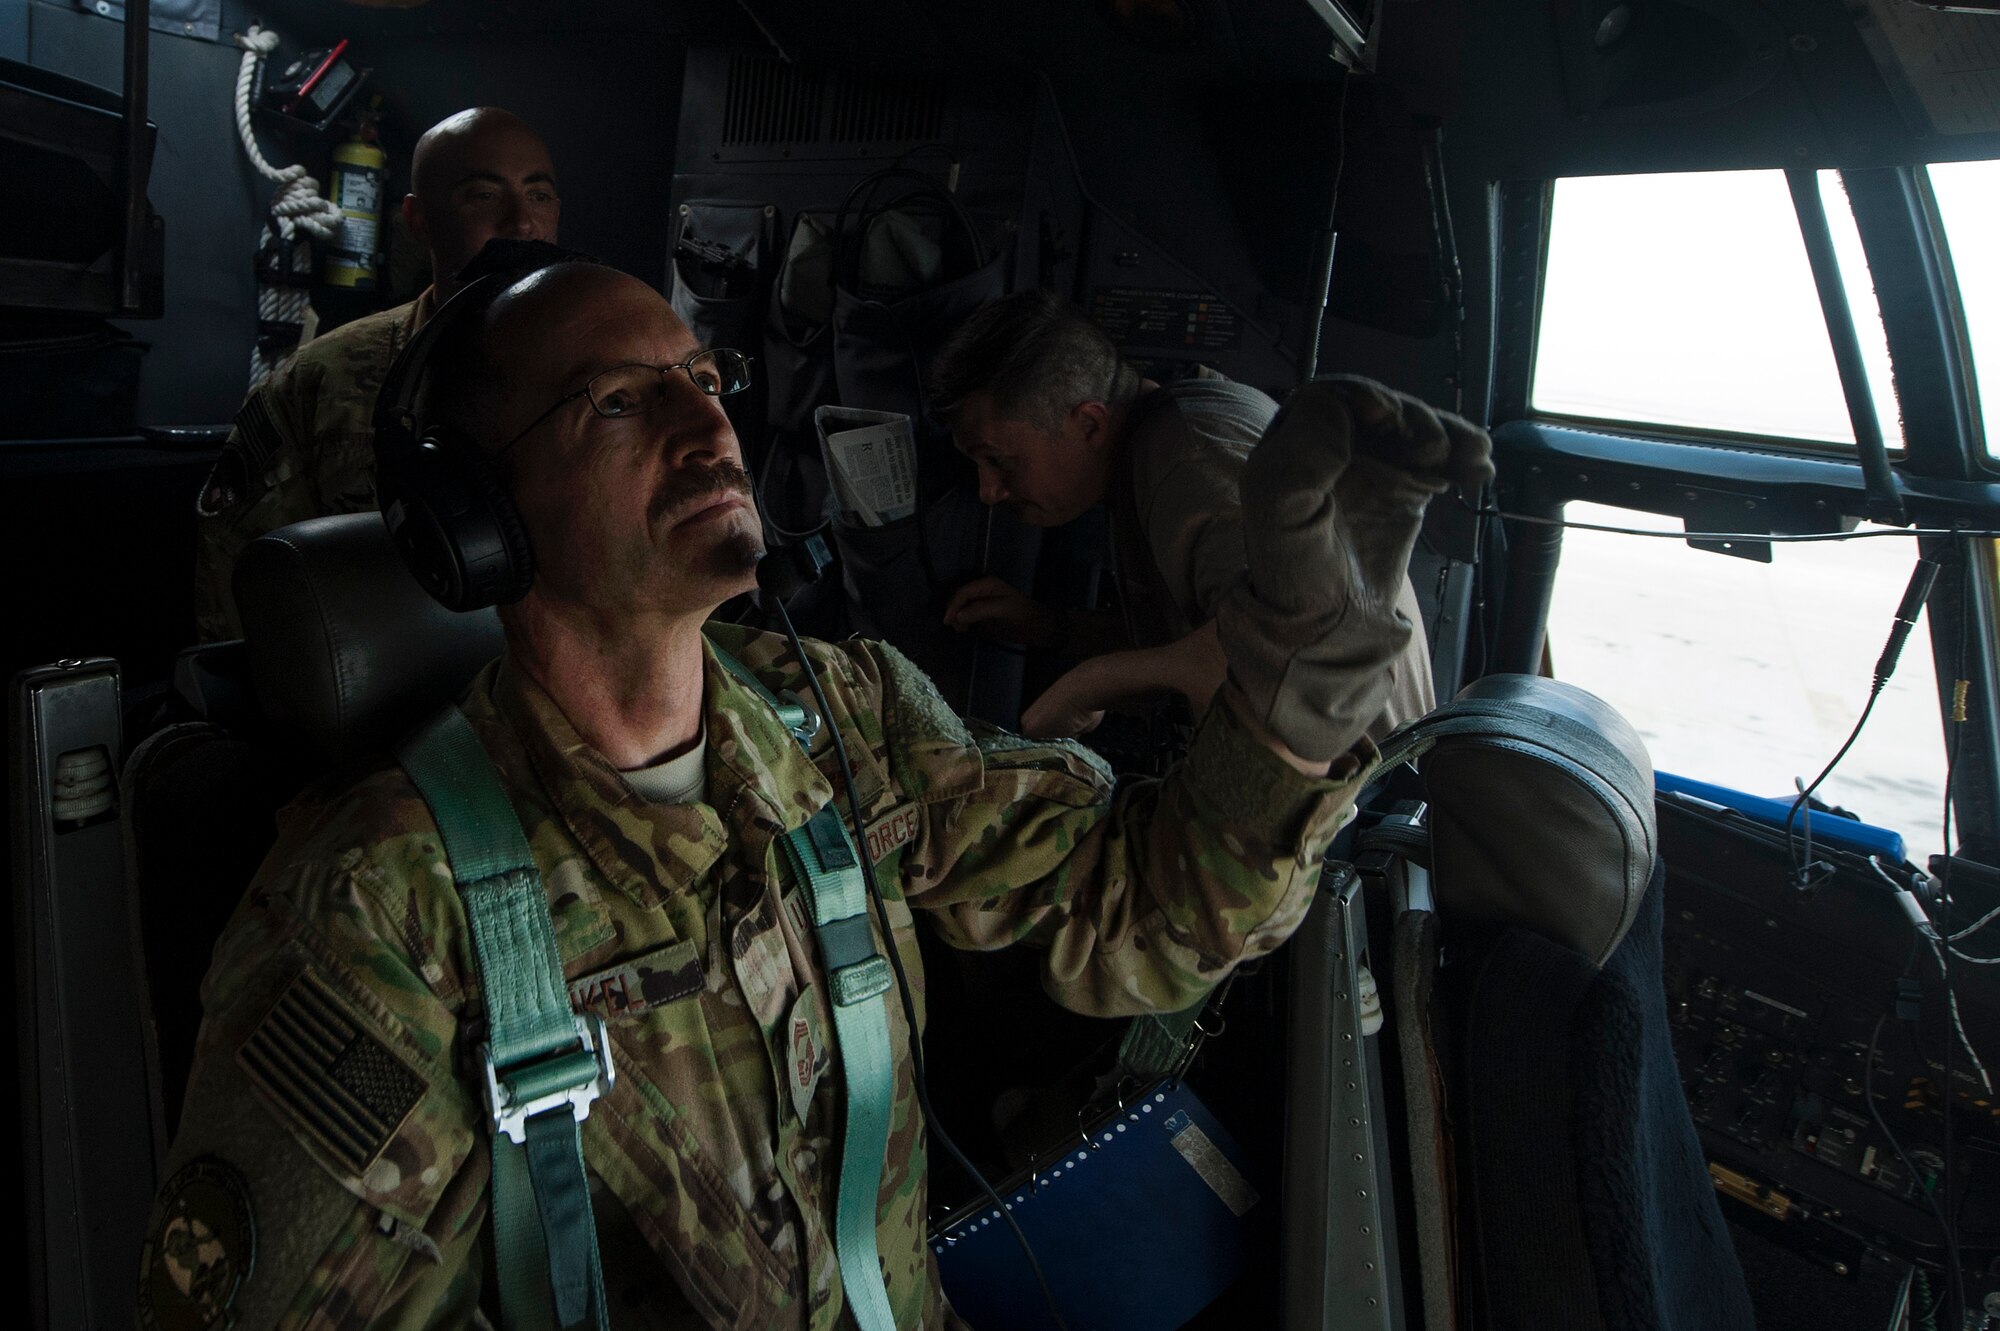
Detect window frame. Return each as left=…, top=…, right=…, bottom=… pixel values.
left=1485, top=165, right=2000, bottom=863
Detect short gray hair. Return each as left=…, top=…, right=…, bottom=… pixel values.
left=929, top=289, right=1141, bottom=434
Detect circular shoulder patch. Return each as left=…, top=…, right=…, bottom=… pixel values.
left=138, top=1156, right=257, bottom=1330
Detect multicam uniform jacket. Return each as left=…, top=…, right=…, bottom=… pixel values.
left=192, top=293, right=433, bottom=642
left=141, top=623, right=1370, bottom=1330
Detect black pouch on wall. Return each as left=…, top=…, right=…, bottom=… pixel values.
left=765, top=213, right=840, bottom=434
left=669, top=199, right=778, bottom=464
left=755, top=213, right=843, bottom=546
left=0, top=319, right=147, bottom=438
left=831, top=258, right=1005, bottom=423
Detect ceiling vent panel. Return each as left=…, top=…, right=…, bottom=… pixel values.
left=718, top=55, right=946, bottom=152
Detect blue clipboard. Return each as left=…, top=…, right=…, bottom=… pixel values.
left=931, top=1081, right=1268, bottom=1331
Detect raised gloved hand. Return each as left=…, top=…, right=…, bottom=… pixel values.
left=1218, top=376, right=1494, bottom=763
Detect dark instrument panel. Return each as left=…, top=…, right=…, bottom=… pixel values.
left=1659, top=796, right=2000, bottom=1326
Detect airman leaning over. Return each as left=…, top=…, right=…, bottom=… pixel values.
left=936, top=289, right=1444, bottom=743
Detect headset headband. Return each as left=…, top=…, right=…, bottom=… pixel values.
left=373, top=271, right=514, bottom=452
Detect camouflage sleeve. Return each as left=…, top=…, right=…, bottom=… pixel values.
left=192, top=363, right=320, bottom=643
left=855, top=641, right=1372, bottom=1018
left=140, top=832, right=491, bottom=1330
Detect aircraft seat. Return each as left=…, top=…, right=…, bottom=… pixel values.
left=124, top=513, right=502, bottom=1140
left=1317, top=675, right=1756, bottom=1331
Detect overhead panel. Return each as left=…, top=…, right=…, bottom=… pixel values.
left=1852, top=0, right=2000, bottom=137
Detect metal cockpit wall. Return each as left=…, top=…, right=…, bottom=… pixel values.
left=0, top=0, right=164, bottom=318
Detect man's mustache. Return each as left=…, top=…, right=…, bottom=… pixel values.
left=649, top=461, right=754, bottom=522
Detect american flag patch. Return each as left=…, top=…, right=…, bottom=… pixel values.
left=237, top=969, right=424, bottom=1176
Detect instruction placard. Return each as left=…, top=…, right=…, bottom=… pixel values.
left=1090, top=287, right=1242, bottom=351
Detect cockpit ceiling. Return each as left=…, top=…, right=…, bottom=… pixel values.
left=238, top=0, right=1354, bottom=81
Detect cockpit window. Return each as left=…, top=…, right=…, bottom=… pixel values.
left=1532, top=170, right=1901, bottom=451
left=1545, top=501, right=1948, bottom=865
left=1925, top=157, right=2000, bottom=460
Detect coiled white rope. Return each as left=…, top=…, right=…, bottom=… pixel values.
left=235, top=26, right=333, bottom=386
left=233, top=26, right=343, bottom=242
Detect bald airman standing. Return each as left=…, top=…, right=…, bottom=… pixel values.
left=193, top=107, right=561, bottom=641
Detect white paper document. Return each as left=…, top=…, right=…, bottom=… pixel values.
left=814, top=406, right=918, bottom=526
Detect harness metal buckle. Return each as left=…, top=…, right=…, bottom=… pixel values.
left=780, top=690, right=822, bottom=748
left=481, top=1012, right=616, bottom=1145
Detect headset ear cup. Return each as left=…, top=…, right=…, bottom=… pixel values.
left=470, top=455, right=532, bottom=599
left=381, top=427, right=535, bottom=611
left=429, top=426, right=535, bottom=609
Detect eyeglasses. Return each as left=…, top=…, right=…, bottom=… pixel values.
left=497, top=349, right=753, bottom=455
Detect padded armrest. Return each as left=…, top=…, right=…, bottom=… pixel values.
left=234, top=513, right=504, bottom=766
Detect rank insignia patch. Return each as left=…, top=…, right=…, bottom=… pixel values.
left=236, top=968, right=424, bottom=1176
left=139, top=1156, right=255, bottom=1330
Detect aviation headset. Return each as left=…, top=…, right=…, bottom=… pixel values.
left=372, top=271, right=537, bottom=612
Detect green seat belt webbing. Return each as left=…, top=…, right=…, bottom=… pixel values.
left=712, top=642, right=900, bottom=1331
left=1117, top=966, right=1245, bottom=1084
left=398, top=707, right=612, bottom=1331
left=1116, top=1003, right=1205, bottom=1082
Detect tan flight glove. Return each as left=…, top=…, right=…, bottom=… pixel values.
left=1218, top=376, right=1495, bottom=763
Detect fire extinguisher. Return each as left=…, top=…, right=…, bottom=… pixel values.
left=326, top=118, right=386, bottom=289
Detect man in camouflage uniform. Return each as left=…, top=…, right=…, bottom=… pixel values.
left=141, top=260, right=1489, bottom=1328
left=192, top=106, right=561, bottom=641
left=935, top=289, right=1439, bottom=742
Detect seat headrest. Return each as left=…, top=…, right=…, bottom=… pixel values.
left=1377, top=674, right=1655, bottom=966
left=234, top=513, right=505, bottom=766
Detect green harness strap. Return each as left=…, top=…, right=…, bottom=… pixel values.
left=398, top=707, right=612, bottom=1331
left=1116, top=1003, right=1206, bottom=1082
left=712, top=646, right=900, bottom=1331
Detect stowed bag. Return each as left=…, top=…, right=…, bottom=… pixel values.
left=1375, top=673, right=1655, bottom=966
left=799, top=167, right=1018, bottom=720
left=828, top=167, right=1006, bottom=427
left=765, top=212, right=840, bottom=435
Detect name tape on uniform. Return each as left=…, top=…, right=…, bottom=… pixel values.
left=569, top=940, right=703, bottom=1020
left=862, top=805, right=921, bottom=863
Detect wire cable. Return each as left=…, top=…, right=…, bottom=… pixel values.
left=1783, top=688, right=1881, bottom=887
left=1456, top=495, right=2000, bottom=545
left=1783, top=555, right=1937, bottom=887
left=1928, top=939, right=1993, bottom=1094
left=1863, top=1010, right=1965, bottom=1331
left=1946, top=898, right=2000, bottom=945
left=1944, top=891, right=2000, bottom=943
left=1868, top=861, right=2000, bottom=1076
left=772, top=598, right=1073, bottom=1331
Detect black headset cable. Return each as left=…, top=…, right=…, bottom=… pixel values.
left=765, top=580, right=1073, bottom=1331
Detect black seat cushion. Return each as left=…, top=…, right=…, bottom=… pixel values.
left=1451, top=868, right=1756, bottom=1331
left=122, top=721, right=309, bottom=1134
